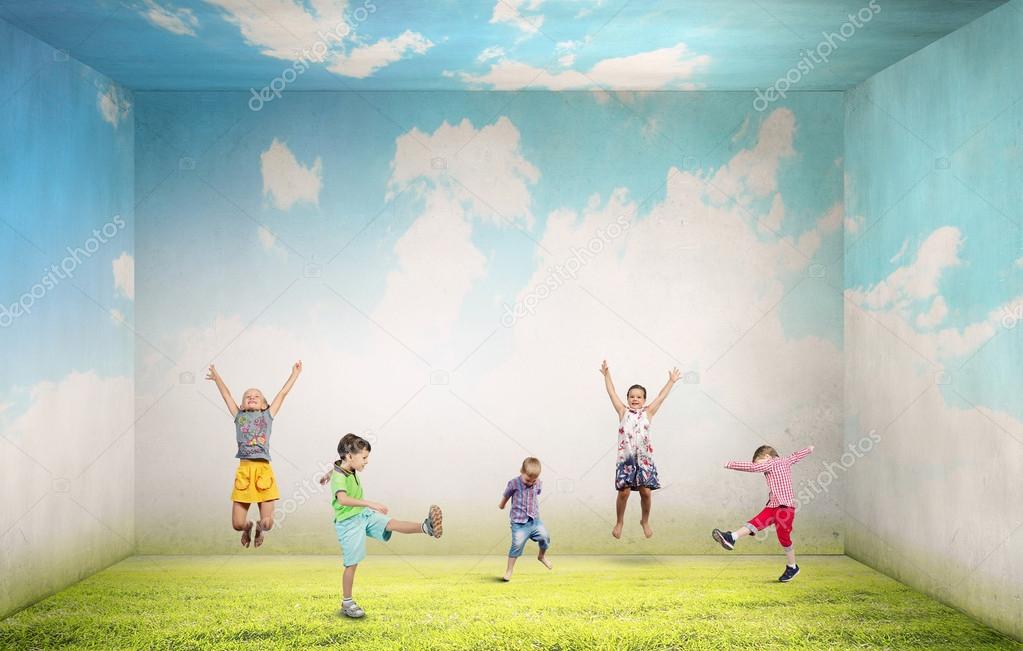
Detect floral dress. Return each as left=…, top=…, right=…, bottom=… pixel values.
left=615, top=407, right=661, bottom=490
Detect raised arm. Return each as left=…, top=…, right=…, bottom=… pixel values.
left=205, top=364, right=239, bottom=417
left=786, top=446, right=814, bottom=464
left=645, top=367, right=681, bottom=420
left=268, top=360, right=302, bottom=418
left=724, top=459, right=772, bottom=473
left=600, top=360, right=626, bottom=420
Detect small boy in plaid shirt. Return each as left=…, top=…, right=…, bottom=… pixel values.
left=499, top=457, right=553, bottom=581
left=713, top=444, right=814, bottom=582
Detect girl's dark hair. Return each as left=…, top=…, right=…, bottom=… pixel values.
left=627, top=384, right=647, bottom=399
left=337, top=433, right=372, bottom=467
left=753, top=445, right=779, bottom=462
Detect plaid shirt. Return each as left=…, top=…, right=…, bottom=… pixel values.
left=503, top=476, right=542, bottom=523
left=726, top=447, right=813, bottom=507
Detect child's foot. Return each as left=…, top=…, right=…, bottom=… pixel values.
left=240, top=521, right=253, bottom=548
left=779, top=564, right=800, bottom=582
left=712, top=528, right=735, bottom=551
left=640, top=520, right=653, bottom=538
left=611, top=523, right=623, bottom=539
left=502, top=573, right=512, bottom=582
left=537, top=552, right=553, bottom=570
left=422, top=505, right=443, bottom=538
left=253, top=522, right=265, bottom=548
left=341, top=599, right=365, bottom=618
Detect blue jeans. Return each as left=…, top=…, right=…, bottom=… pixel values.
left=509, top=518, right=550, bottom=558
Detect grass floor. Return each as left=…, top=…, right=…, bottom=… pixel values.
left=1, top=555, right=1018, bottom=650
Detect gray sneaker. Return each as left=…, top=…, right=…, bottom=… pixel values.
left=341, top=601, right=365, bottom=618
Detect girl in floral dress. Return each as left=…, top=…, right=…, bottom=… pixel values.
left=600, top=360, right=681, bottom=539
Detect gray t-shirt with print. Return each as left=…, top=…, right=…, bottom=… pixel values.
left=235, top=409, right=272, bottom=461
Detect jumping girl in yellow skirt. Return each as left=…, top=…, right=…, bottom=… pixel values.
left=206, top=361, right=302, bottom=548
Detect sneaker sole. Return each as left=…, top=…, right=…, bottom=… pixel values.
left=712, top=528, right=734, bottom=551
left=429, top=504, right=443, bottom=539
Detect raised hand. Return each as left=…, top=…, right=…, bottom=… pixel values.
left=600, top=359, right=610, bottom=376
left=292, top=360, right=303, bottom=375
left=668, top=367, right=681, bottom=383
left=206, top=364, right=220, bottom=381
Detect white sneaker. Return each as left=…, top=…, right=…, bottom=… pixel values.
left=341, top=601, right=365, bottom=618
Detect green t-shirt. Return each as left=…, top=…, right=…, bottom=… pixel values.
left=331, top=468, right=363, bottom=522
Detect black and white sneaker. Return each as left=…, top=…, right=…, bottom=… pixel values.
left=712, top=528, right=735, bottom=550
left=779, top=564, right=800, bottom=582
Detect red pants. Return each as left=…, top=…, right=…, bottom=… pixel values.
left=747, top=506, right=795, bottom=548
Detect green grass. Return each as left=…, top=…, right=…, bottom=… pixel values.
left=2, top=555, right=1018, bottom=650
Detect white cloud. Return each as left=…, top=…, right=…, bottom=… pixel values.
left=257, top=226, right=277, bottom=250
left=387, top=117, right=540, bottom=227
left=477, top=45, right=506, bottom=63
left=915, top=295, right=948, bottom=329
left=112, top=252, right=134, bottom=301
left=461, top=43, right=710, bottom=90
left=109, top=308, right=125, bottom=325
left=490, top=0, right=545, bottom=36
left=558, top=53, right=576, bottom=67
left=4, top=371, right=134, bottom=477
left=890, top=238, right=909, bottom=263
left=207, top=0, right=431, bottom=77
left=260, top=138, right=322, bottom=211
left=1015, top=257, right=1023, bottom=268
left=138, top=0, right=199, bottom=36
left=327, top=30, right=433, bottom=78
left=97, top=84, right=131, bottom=127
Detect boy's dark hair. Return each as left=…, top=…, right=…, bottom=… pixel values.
left=337, top=433, right=372, bottom=466
left=627, top=384, right=647, bottom=399
left=753, top=445, right=779, bottom=462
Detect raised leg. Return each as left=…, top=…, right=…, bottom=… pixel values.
left=638, top=487, right=653, bottom=538
left=612, top=488, right=630, bottom=538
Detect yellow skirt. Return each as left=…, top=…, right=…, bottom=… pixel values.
left=231, top=459, right=280, bottom=503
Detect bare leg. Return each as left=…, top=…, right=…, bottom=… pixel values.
left=537, top=547, right=552, bottom=570
left=232, top=502, right=253, bottom=547
left=254, top=501, right=276, bottom=547
left=503, top=556, right=517, bottom=581
left=612, top=489, right=630, bottom=538
left=343, top=564, right=357, bottom=600
left=385, top=519, right=424, bottom=534
left=638, top=487, right=653, bottom=538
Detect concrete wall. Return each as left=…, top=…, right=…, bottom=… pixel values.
left=0, top=18, right=135, bottom=617
left=844, top=0, right=1023, bottom=639
left=132, top=90, right=847, bottom=555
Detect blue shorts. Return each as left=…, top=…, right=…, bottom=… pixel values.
left=335, top=509, right=393, bottom=567
left=509, top=518, right=550, bottom=558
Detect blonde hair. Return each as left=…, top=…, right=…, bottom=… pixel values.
left=520, top=457, right=541, bottom=477
left=753, top=445, right=779, bottom=462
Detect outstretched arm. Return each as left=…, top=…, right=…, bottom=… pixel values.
left=600, top=360, right=626, bottom=420
left=787, top=446, right=814, bottom=464
left=723, top=459, right=772, bottom=473
left=645, top=367, right=681, bottom=419
left=268, top=360, right=302, bottom=418
left=205, top=364, right=239, bottom=417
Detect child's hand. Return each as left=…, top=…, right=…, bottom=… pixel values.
left=318, top=473, right=331, bottom=485
left=292, top=360, right=303, bottom=375
left=723, top=462, right=730, bottom=468
left=668, top=367, right=681, bottom=383
left=370, top=502, right=389, bottom=515
left=205, top=364, right=219, bottom=381
left=809, top=445, right=815, bottom=452
left=600, top=360, right=610, bottom=376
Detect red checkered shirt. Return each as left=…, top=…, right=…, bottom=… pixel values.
left=726, top=447, right=813, bottom=507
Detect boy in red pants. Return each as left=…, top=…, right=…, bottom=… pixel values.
left=712, top=444, right=814, bottom=582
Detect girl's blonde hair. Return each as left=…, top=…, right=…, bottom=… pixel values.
left=753, top=445, right=779, bottom=462
left=520, top=457, right=542, bottom=477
